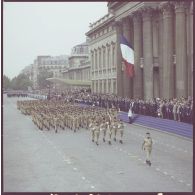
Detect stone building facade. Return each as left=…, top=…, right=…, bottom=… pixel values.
left=86, top=1, right=193, bottom=99
left=62, top=42, right=91, bottom=83
left=86, top=13, right=117, bottom=94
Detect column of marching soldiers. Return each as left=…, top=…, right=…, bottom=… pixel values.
left=17, top=99, right=125, bottom=146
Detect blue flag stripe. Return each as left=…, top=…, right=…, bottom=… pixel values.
left=120, top=35, right=134, bottom=50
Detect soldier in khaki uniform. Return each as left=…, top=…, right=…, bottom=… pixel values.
left=107, top=120, right=113, bottom=145
left=100, top=118, right=107, bottom=142
left=112, top=118, right=118, bottom=142
left=54, top=115, right=59, bottom=133
left=117, top=119, right=125, bottom=144
left=89, top=119, right=95, bottom=142
left=94, top=121, right=100, bottom=145
left=142, top=132, right=153, bottom=166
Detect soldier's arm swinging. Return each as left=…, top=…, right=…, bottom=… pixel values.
left=142, top=141, right=145, bottom=150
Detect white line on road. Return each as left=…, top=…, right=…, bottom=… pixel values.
left=90, top=185, right=95, bottom=189
left=82, top=176, right=86, bottom=180
left=178, top=180, right=184, bottom=183
left=171, top=146, right=175, bottom=148
left=170, top=176, right=175, bottom=179
left=155, top=168, right=160, bottom=171
left=163, top=171, right=168, bottom=175
left=73, top=167, right=78, bottom=171
left=130, top=155, right=138, bottom=158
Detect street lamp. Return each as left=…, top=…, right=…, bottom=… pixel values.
left=47, top=84, right=51, bottom=100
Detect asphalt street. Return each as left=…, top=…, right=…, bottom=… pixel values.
left=3, top=95, right=193, bottom=192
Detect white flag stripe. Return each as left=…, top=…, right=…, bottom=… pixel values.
left=120, top=44, right=134, bottom=64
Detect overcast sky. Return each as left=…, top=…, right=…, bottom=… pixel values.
left=3, top=2, right=108, bottom=79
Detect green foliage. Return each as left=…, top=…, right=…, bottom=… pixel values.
left=4, top=74, right=33, bottom=90
left=37, top=70, right=53, bottom=89
left=3, top=75, right=11, bottom=90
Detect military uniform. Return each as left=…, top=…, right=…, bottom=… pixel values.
left=117, top=120, right=124, bottom=144
left=142, top=132, right=153, bottom=166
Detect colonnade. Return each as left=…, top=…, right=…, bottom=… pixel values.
left=115, top=1, right=193, bottom=99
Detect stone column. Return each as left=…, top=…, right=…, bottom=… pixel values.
left=187, top=2, right=193, bottom=97
left=158, top=11, right=163, bottom=98
left=122, top=17, right=133, bottom=98
left=152, top=10, right=160, bottom=98
left=114, top=21, right=123, bottom=97
left=190, top=2, right=193, bottom=97
left=142, top=7, right=154, bottom=100
left=161, top=2, right=174, bottom=99
left=132, top=10, right=143, bottom=99
left=175, top=2, right=188, bottom=97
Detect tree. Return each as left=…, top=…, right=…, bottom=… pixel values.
left=3, top=75, right=11, bottom=90
left=10, top=74, right=32, bottom=90
left=37, top=70, right=53, bottom=89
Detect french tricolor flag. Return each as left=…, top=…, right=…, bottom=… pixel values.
left=120, top=35, right=135, bottom=78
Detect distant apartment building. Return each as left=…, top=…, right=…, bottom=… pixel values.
left=37, top=55, right=69, bottom=78
left=22, top=55, right=69, bottom=89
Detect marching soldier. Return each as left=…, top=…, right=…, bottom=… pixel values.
left=89, top=119, right=95, bottom=142
left=94, top=121, right=100, bottom=145
left=117, top=119, right=124, bottom=144
left=142, top=132, right=153, bottom=166
left=100, top=118, right=107, bottom=142
left=54, top=115, right=58, bottom=133
left=112, top=118, right=118, bottom=142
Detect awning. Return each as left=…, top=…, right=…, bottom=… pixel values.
left=46, top=77, right=91, bottom=86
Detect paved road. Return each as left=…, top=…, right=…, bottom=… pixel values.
left=3, top=96, right=193, bottom=192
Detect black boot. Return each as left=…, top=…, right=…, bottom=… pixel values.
left=103, top=138, right=105, bottom=142
left=108, top=141, right=111, bottom=145
left=146, top=160, right=149, bottom=164
left=114, top=137, right=116, bottom=141
left=120, top=140, right=123, bottom=144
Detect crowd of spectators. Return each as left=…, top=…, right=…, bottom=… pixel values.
left=46, top=88, right=192, bottom=124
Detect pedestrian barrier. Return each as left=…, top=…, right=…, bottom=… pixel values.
left=118, top=111, right=193, bottom=139
left=27, top=94, right=47, bottom=100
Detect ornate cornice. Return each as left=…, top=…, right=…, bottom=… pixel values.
left=174, top=1, right=188, bottom=12
left=141, top=6, right=153, bottom=19
left=159, top=2, right=174, bottom=17
left=131, top=10, right=142, bottom=23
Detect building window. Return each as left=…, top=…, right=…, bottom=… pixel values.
left=112, top=45, right=115, bottom=67
left=107, top=47, right=110, bottom=69
left=91, top=52, right=94, bottom=71
left=95, top=50, right=97, bottom=70
left=96, top=81, right=98, bottom=93
left=113, top=79, right=116, bottom=94
left=99, top=49, right=101, bottom=69
left=103, top=48, right=106, bottom=67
